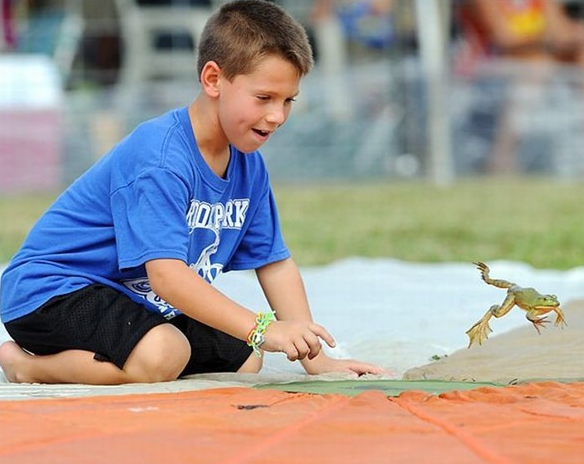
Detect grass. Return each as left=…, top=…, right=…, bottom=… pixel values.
left=0, top=193, right=60, bottom=264
left=274, top=177, right=584, bottom=269
left=1, top=177, right=583, bottom=269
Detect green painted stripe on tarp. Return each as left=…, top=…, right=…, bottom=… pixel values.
left=255, top=379, right=504, bottom=397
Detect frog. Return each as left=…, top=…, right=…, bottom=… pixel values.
left=466, top=261, right=567, bottom=348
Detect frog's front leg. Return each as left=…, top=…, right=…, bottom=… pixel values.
left=553, top=307, right=568, bottom=328
left=525, top=309, right=550, bottom=334
left=466, top=293, right=516, bottom=347
left=525, top=307, right=567, bottom=334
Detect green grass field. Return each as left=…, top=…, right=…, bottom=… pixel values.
left=275, top=177, right=584, bottom=269
left=1, top=177, right=583, bottom=269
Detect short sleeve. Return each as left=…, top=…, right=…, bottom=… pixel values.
left=111, top=168, right=191, bottom=270
left=225, top=187, right=290, bottom=271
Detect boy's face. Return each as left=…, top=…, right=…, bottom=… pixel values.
left=217, top=55, right=301, bottom=153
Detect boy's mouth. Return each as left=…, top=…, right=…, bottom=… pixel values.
left=253, top=128, right=270, bottom=138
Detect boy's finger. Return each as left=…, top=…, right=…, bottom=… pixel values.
left=309, top=323, right=336, bottom=348
left=303, top=335, right=322, bottom=359
left=286, top=346, right=299, bottom=362
left=307, top=342, right=321, bottom=359
left=293, top=339, right=311, bottom=360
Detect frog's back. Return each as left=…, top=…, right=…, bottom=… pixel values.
left=513, top=286, right=552, bottom=310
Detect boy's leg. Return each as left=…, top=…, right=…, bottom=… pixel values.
left=0, top=323, right=191, bottom=385
left=2, top=284, right=259, bottom=383
left=237, top=351, right=263, bottom=373
left=170, top=315, right=257, bottom=376
left=1, top=284, right=192, bottom=385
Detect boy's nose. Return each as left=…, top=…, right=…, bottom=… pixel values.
left=266, top=106, right=287, bottom=126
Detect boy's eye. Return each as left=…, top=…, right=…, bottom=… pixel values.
left=256, top=96, right=296, bottom=103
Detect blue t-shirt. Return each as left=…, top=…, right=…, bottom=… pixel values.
left=0, top=107, right=290, bottom=323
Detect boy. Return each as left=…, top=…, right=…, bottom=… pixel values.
left=0, top=0, right=383, bottom=384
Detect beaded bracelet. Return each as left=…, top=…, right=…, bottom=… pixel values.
left=246, top=310, right=276, bottom=356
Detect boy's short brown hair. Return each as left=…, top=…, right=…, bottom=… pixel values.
left=196, top=0, right=314, bottom=81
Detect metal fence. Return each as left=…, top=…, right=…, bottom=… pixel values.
left=1, top=0, right=584, bottom=193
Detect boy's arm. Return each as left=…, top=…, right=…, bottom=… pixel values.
left=145, top=258, right=334, bottom=362
left=146, top=259, right=257, bottom=341
left=256, top=258, right=385, bottom=375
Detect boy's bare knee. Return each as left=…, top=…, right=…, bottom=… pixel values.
left=237, top=352, right=263, bottom=373
left=125, top=324, right=191, bottom=382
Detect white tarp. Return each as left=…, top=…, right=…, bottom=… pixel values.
left=3, top=258, right=583, bottom=382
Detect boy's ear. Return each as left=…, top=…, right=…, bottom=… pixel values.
left=200, top=61, right=222, bottom=97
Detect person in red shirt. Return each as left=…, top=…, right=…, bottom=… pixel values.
left=455, top=0, right=584, bottom=173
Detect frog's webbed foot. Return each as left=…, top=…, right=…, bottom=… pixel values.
left=473, top=261, right=490, bottom=283
left=466, top=318, right=493, bottom=348
left=474, top=261, right=489, bottom=274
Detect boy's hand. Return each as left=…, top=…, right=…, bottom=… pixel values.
left=303, top=357, right=389, bottom=377
left=262, top=320, right=336, bottom=361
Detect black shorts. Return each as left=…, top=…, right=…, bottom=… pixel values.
left=4, top=284, right=253, bottom=376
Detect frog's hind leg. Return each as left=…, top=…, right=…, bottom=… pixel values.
left=474, top=262, right=514, bottom=289
left=466, top=293, right=516, bottom=347
left=466, top=306, right=496, bottom=347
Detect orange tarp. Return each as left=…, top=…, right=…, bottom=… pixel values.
left=1, top=381, right=584, bottom=464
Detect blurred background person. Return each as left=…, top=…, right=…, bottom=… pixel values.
left=454, top=0, right=584, bottom=174
left=458, top=0, right=584, bottom=65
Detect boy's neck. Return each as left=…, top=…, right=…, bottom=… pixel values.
left=188, top=99, right=231, bottom=178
